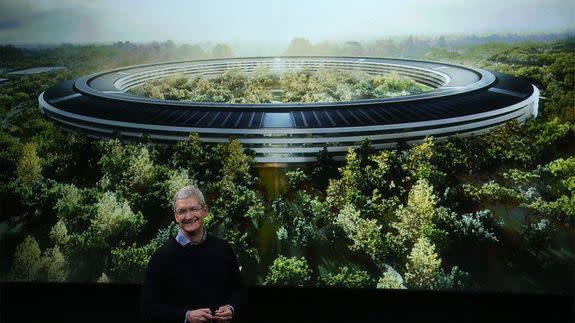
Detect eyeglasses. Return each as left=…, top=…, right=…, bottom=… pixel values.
left=175, top=206, right=204, bottom=216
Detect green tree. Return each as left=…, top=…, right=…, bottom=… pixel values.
left=434, top=266, right=470, bottom=291
left=318, top=266, right=373, bottom=288
left=452, top=210, right=501, bottom=243
left=36, top=246, right=67, bottom=282
left=285, top=169, right=308, bottom=191
left=264, top=256, right=312, bottom=287
left=171, top=133, right=204, bottom=169
left=214, top=140, right=255, bottom=185
left=327, top=145, right=404, bottom=221
left=310, top=146, right=338, bottom=190
left=86, top=192, right=146, bottom=249
left=97, top=273, right=111, bottom=283
left=376, top=266, right=406, bottom=289
left=547, top=157, right=575, bottom=194
left=11, top=236, right=67, bottom=282
left=17, top=142, right=42, bottom=185
left=405, top=236, right=441, bottom=289
left=0, top=132, right=21, bottom=182
left=110, top=243, right=156, bottom=283
left=161, top=168, right=196, bottom=209
left=50, top=220, right=70, bottom=247
left=284, top=38, right=314, bottom=56
left=98, top=140, right=167, bottom=209
left=271, top=192, right=331, bottom=248
left=208, top=181, right=263, bottom=267
left=335, top=203, right=384, bottom=262
left=53, top=183, right=94, bottom=229
left=211, top=43, right=233, bottom=59
left=403, top=137, right=447, bottom=189
left=326, top=148, right=364, bottom=210
left=392, top=179, right=440, bottom=248
left=11, top=235, right=41, bottom=281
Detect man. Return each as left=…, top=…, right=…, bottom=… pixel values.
left=141, top=185, right=244, bottom=323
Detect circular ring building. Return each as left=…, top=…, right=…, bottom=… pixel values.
left=38, top=56, right=539, bottom=163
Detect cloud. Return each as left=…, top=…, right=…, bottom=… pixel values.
left=0, top=0, right=573, bottom=44
left=0, top=19, right=20, bottom=30
left=0, top=3, right=118, bottom=44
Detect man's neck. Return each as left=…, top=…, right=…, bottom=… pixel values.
left=187, top=226, right=205, bottom=244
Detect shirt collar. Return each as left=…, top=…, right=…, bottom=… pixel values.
left=176, top=228, right=207, bottom=246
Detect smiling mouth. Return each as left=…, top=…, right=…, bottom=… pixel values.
left=183, top=218, right=198, bottom=225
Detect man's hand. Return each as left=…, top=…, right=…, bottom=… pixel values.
left=213, top=305, right=233, bottom=322
left=186, top=308, right=213, bottom=323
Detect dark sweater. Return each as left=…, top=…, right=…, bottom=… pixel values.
left=141, top=234, right=245, bottom=323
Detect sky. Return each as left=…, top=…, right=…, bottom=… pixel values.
left=0, top=0, right=574, bottom=44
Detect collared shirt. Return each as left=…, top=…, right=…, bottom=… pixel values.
left=176, top=228, right=207, bottom=246
left=176, top=227, right=234, bottom=322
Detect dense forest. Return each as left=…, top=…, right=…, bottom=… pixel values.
left=131, top=68, right=429, bottom=103
left=0, top=36, right=573, bottom=293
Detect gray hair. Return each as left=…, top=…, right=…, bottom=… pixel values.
left=172, top=185, right=205, bottom=210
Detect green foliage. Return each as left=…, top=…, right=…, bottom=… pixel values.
left=97, top=273, right=110, bottom=283
left=36, top=246, right=67, bottom=282
left=50, top=220, right=70, bottom=247
left=464, top=180, right=522, bottom=205
left=319, top=266, right=373, bottom=288
left=327, top=146, right=404, bottom=221
left=434, top=266, right=470, bottom=291
left=87, top=192, right=146, bottom=249
left=285, top=169, right=308, bottom=191
left=53, top=183, right=95, bottom=229
left=404, top=137, right=446, bottom=188
left=284, top=38, right=314, bottom=55
left=528, top=195, right=575, bottom=224
left=547, top=157, right=575, bottom=193
left=271, top=192, right=330, bottom=247
left=162, top=168, right=196, bottom=209
left=110, top=243, right=156, bottom=283
left=470, top=118, right=572, bottom=170
left=126, top=146, right=155, bottom=189
left=0, top=132, right=21, bottom=182
left=210, top=181, right=264, bottom=226
left=11, top=236, right=67, bottom=282
left=171, top=133, right=205, bottom=175
left=336, top=204, right=384, bottom=262
left=452, top=210, right=501, bottom=243
left=151, top=222, right=180, bottom=248
left=310, top=146, right=338, bottom=190
left=521, top=218, right=552, bottom=251
left=215, top=140, right=255, bottom=185
left=392, top=179, right=440, bottom=248
left=135, top=67, right=427, bottom=104
left=264, top=255, right=312, bottom=287
left=11, top=235, right=41, bottom=280
left=464, top=155, right=575, bottom=225
left=376, top=266, right=406, bottom=289
left=405, top=237, right=441, bottom=289
left=367, top=149, right=405, bottom=199
left=1, top=39, right=573, bottom=291
left=35, top=129, right=101, bottom=184
left=211, top=43, right=233, bottom=58
left=276, top=217, right=315, bottom=248
left=208, top=181, right=263, bottom=266
left=98, top=140, right=178, bottom=216
left=98, top=140, right=137, bottom=186
left=17, top=142, right=42, bottom=185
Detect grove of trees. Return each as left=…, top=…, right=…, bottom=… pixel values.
left=132, top=67, right=428, bottom=103
left=0, top=37, right=573, bottom=294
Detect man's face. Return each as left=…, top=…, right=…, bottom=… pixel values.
left=174, top=196, right=207, bottom=236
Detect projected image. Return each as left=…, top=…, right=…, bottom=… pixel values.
left=0, top=0, right=573, bottom=294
